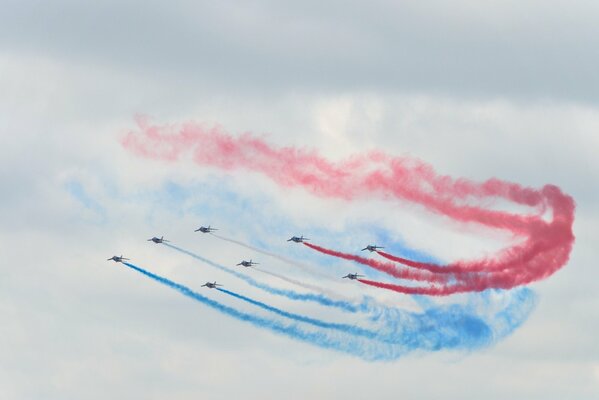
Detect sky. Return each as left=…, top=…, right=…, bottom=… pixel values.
left=1, top=1, right=599, bottom=399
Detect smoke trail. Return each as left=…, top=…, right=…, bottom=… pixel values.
left=121, top=262, right=514, bottom=359
left=163, top=242, right=361, bottom=313
left=376, top=249, right=462, bottom=272
left=253, top=267, right=323, bottom=292
left=123, top=120, right=575, bottom=290
left=304, top=240, right=573, bottom=294
left=211, top=233, right=332, bottom=280
left=216, top=287, right=386, bottom=342
left=216, top=286, right=497, bottom=348
left=358, top=278, right=459, bottom=296
left=376, top=238, right=565, bottom=274
left=252, top=266, right=355, bottom=304
left=358, top=278, right=522, bottom=296
left=120, top=262, right=398, bottom=360
left=303, top=242, right=448, bottom=284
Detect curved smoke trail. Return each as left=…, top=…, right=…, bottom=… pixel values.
left=121, top=261, right=391, bottom=360
left=121, top=262, right=532, bottom=360
left=122, top=119, right=575, bottom=294
left=217, top=287, right=387, bottom=343
left=302, top=242, right=448, bottom=284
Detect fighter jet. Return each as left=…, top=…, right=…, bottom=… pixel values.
left=236, top=260, right=258, bottom=267
left=107, top=255, right=129, bottom=263
left=287, top=235, right=309, bottom=243
left=361, top=245, right=384, bottom=252
left=195, top=225, right=217, bottom=233
left=342, top=273, right=364, bottom=280
left=201, top=281, right=223, bottom=289
left=148, top=236, right=169, bottom=244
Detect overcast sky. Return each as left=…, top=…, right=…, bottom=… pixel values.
left=1, top=1, right=598, bottom=399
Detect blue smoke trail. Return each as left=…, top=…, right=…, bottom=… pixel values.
left=120, top=261, right=512, bottom=361
left=216, top=286, right=500, bottom=349
left=217, top=287, right=387, bottom=342
left=163, top=243, right=362, bottom=313
left=122, top=261, right=403, bottom=360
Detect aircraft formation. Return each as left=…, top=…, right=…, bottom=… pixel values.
left=109, top=226, right=383, bottom=285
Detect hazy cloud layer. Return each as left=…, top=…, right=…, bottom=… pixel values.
left=2, top=1, right=599, bottom=100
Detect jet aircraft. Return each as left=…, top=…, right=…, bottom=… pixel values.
left=287, top=235, right=309, bottom=243
left=236, top=260, right=258, bottom=267
left=361, top=245, right=384, bottom=252
left=342, top=273, right=364, bottom=280
left=195, top=225, right=217, bottom=233
left=107, top=255, right=129, bottom=263
left=148, top=236, right=169, bottom=243
left=201, top=281, right=223, bottom=289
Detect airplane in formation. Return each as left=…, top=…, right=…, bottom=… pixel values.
left=201, top=281, right=223, bottom=289
left=195, top=225, right=217, bottom=233
left=361, top=245, right=384, bottom=252
left=107, top=255, right=129, bottom=263
left=342, top=273, right=364, bottom=280
left=237, top=260, right=259, bottom=267
left=148, top=236, right=169, bottom=244
left=287, top=235, right=309, bottom=243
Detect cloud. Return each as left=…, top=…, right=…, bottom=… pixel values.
left=1, top=1, right=599, bottom=101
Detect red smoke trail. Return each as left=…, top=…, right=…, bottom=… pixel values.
left=373, top=184, right=574, bottom=275
left=357, top=279, right=465, bottom=296
left=303, top=242, right=448, bottom=284
left=122, top=119, right=576, bottom=293
left=307, top=237, right=572, bottom=293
